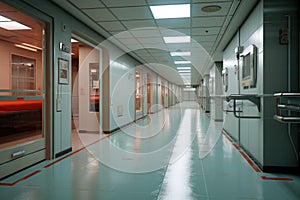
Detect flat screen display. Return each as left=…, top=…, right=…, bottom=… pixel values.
left=242, top=53, right=251, bottom=79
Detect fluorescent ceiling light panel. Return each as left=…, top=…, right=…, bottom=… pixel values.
left=170, top=52, right=191, bottom=56
left=179, top=73, right=191, bottom=76
left=22, top=43, right=43, bottom=50
left=150, top=4, right=190, bottom=19
left=71, top=38, right=79, bottom=43
left=0, top=21, right=31, bottom=30
left=0, top=15, right=11, bottom=22
left=177, top=67, right=191, bottom=70
left=174, top=61, right=191, bottom=64
left=14, top=44, right=37, bottom=52
left=178, top=70, right=191, bottom=73
left=163, top=36, right=190, bottom=43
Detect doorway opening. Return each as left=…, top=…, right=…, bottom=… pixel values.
left=71, top=38, right=101, bottom=151
left=147, top=74, right=153, bottom=114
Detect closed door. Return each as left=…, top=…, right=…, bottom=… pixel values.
left=0, top=2, right=48, bottom=179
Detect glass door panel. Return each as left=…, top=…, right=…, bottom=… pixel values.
left=0, top=1, right=46, bottom=179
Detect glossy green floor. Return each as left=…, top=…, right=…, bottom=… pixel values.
left=1, top=102, right=300, bottom=199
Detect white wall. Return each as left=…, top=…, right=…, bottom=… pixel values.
left=222, top=34, right=239, bottom=141
left=223, top=0, right=299, bottom=169
left=223, top=1, right=264, bottom=165
left=210, top=65, right=223, bottom=121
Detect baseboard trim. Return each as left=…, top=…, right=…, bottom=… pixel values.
left=55, top=147, right=72, bottom=158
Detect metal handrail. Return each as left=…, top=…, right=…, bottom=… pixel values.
left=225, top=94, right=260, bottom=119
left=274, top=93, right=300, bottom=123
left=278, top=104, right=300, bottom=112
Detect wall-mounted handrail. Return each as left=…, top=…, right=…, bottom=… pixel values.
left=278, top=104, right=300, bottom=112
left=225, top=94, right=260, bottom=119
left=274, top=93, right=300, bottom=97
left=222, top=97, right=243, bottom=113
left=274, top=93, right=300, bottom=123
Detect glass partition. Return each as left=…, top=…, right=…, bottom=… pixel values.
left=0, top=2, right=45, bottom=150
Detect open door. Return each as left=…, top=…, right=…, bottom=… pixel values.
left=147, top=73, right=153, bottom=114
left=161, top=80, right=165, bottom=109
left=135, top=70, right=143, bottom=120
left=71, top=39, right=100, bottom=134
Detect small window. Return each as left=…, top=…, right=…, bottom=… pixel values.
left=89, top=63, right=99, bottom=112
left=11, top=54, right=36, bottom=96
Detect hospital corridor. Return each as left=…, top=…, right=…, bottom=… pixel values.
left=0, top=0, right=300, bottom=199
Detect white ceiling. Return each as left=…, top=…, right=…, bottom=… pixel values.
left=52, top=0, right=258, bottom=86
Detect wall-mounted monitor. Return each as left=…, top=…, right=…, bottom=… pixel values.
left=241, top=44, right=257, bottom=88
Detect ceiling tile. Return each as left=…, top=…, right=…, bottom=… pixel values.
left=118, top=38, right=140, bottom=45
left=192, top=35, right=218, bottom=42
left=125, top=43, right=144, bottom=50
left=193, top=41, right=214, bottom=47
left=192, top=2, right=232, bottom=17
left=173, top=29, right=191, bottom=36
left=147, top=49, right=168, bottom=54
left=156, top=18, right=190, bottom=29
left=70, top=0, right=105, bottom=8
left=137, top=37, right=164, bottom=44
left=122, top=20, right=156, bottom=29
left=132, top=49, right=150, bottom=55
left=130, top=29, right=161, bottom=38
left=141, top=42, right=167, bottom=50
left=102, top=0, right=147, bottom=7
left=160, top=28, right=189, bottom=37
left=111, top=31, right=134, bottom=39
left=166, top=43, right=192, bottom=52
left=99, top=21, right=126, bottom=31
left=192, top=16, right=225, bottom=27
left=110, top=7, right=153, bottom=20
left=192, top=27, right=220, bottom=35
left=83, top=8, right=116, bottom=21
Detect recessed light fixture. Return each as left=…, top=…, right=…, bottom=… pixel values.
left=14, top=44, right=37, bottom=52
left=177, top=67, right=191, bottom=70
left=71, top=38, right=79, bottom=43
left=174, top=61, right=191, bottom=64
left=0, top=15, right=10, bottom=22
left=150, top=4, right=190, bottom=19
left=163, top=36, right=190, bottom=43
left=179, top=73, right=191, bottom=76
left=0, top=15, right=31, bottom=30
left=22, top=43, right=43, bottom=50
left=178, top=70, right=191, bottom=73
left=180, top=72, right=190, bottom=74
left=0, top=21, right=31, bottom=30
left=201, top=5, right=222, bottom=13
left=170, top=52, right=191, bottom=56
